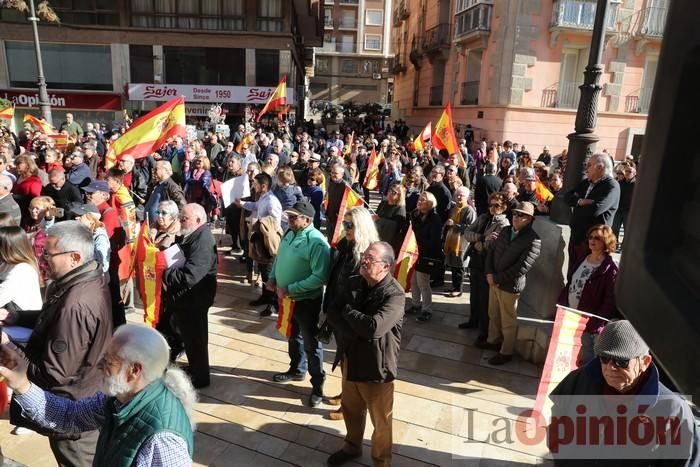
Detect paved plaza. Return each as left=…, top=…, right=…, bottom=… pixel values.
left=0, top=233, right=550, bottom=466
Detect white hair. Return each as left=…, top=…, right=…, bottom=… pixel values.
left=591, top=152, right=613, bottom=176
left=159, top=200, right=179, bottom=220
left=454, top=186, right=470, bottom=200
left=184, top=203, right=207, bottom=224
left=0, top=174, right=12, bottom=190
left=156, top=160, right=173, bottom=176
left=113, top=324, right=198, bottom=428
left=346, top=206, right=379, bottom=264
left=46, top=221, right=95, bottom=264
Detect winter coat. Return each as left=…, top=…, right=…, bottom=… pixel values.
left=375, top=201, right=407, bottom=253
left=411, top=209, right=443, bottom=273
left=564, top=175, right=620, bottom=243
left=474, top=173, right=503, bottom=215
left=462, top=213, right=510, bottom=270
left=443, top=204, right=477, bottom=268
left=485, top=223, right=541, bottom=294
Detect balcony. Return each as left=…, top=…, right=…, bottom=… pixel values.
left=338, top=0, right=359, bottom=5
left=338, top=19, right=358, bottom=29
left=391, top=54, right=406, bottom=74
left=317, top=39, right=336, bottom=54
left=551, top=0, right=619, bottom=31
left=455, top=2, right=493, bottom=42
left=636, top=6, right=667, bottom=38
left=336, top=42, right=356, bottom=53
left=460, top=81, right=479, bottom=105
left=393, top=1, right=409, bottom=26
left=430, top=85, right=444, bottom=106
left=324, top=18, right=334, bottom=29
left=540, top=82, right=580, bottom=109
left=422, top=23, right=451, bottom=53
left=625, top=87, right=653, bottom=114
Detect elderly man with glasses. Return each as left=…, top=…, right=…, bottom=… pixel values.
left=65, top=150, right=92, bottom=189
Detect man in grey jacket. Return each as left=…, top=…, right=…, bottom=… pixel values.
left=482, top=201, right=541, bottom=365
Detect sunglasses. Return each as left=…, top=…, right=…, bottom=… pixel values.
left=599, top=356, right=631, bottom=369
left=155, top=210, right=169, bottom=216
left=342, top=221, right=354, bottom=230
left=588, top=235, right=602, bottom=241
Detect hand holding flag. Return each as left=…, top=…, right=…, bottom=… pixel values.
left=256, top=76, right=287, bottom=122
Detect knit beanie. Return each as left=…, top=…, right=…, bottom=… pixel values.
left=594, top=320, right=650, bottom=360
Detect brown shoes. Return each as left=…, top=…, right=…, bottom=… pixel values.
left=325, top=394, right=342, bottom=406
left=328, top=407, right=344, bottom=420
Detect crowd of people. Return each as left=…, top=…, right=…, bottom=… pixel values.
left=0, top=112, right=695, bottom=467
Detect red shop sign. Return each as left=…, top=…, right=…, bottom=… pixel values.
left=0, top=89, right=122, bottom=111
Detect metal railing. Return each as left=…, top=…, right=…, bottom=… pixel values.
left=338, top=0, right=359, bottom=5
left=551, top=0, right=619, bottom=30
left=541, top=88, right=558, bottom=108
left=336, top=42, right=355, bottom=53
left=460, top=81, right=479, bottom=105
left=422, top=23, right=451, bottom=52
left=324, top=18, right=333, bottom=28
left=625, top=88, right=653, bottom=113
left=556, top=81, right=580, bottom=109
left=455, top=3, right=492, bottom=39
left=318, top=39, right=336, bottom=53
left=430, top=85, right=444, bottom=106
left=638, top=6, right=667, bottom=37
left=338, top=19, right=358, bottom=29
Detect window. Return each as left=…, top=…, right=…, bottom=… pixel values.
left=557, top=47, right=589, bottom=109
left=316, top=58, right=330, bottom=73
left=6, top=42, right=113, bottom=90
left=340, top=34, right=355, bottom=53
left=163, top=47, right=245, bottom=85
left=257, top=0, right=283, bottom=32
left=129, top=45, right=155, bottom=83
left=256, top=49, right=280, bottom=86
left=365, top=10, right=383, bottom=26
left=364, top=34, right=382, bottom=51
left=129, top=0, right=244, bottom=30
left=340, top=9, right=356, bottom=28
left=341, top=59, right=357, bottom=74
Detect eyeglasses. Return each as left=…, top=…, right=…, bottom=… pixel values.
left=588, top=235, right=602, bottom=241
left=155, top=210, right=169, bottom=216
left=342, top=221, right=354, bottom=230
left=361, top=255, right=385, bottom=265
left=42, top=250, right=77, bottom=259
left=599, top=356, right=631, bottom=369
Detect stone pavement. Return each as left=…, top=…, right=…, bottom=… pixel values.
left=0, top=244, right=551, bottom=467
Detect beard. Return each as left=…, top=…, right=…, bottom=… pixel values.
left=103, top=367, right=131, bottom=398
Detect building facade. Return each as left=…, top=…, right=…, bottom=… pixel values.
left=309, top=0, right=394, bottom=114
left=391, top=0, right=668, bottom=159
left=0, top=0, right=322, bottom=127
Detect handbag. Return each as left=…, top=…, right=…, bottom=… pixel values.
left=416, top=256, right=443, bottom=273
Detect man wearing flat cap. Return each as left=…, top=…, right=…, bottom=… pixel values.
left=549, top=320, right=700, bottom=465
left=481, top=201, right=541, bottom=365
left=266, top=200, right=330, bottom=407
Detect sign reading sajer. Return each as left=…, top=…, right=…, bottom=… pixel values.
left=128, top=83, right=295, bottom=104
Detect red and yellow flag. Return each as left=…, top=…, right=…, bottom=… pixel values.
left=135, top=222, right=167, bottom=328
left=535, top=178, right=554, bottom=203
left=414, top=122, right=432, bottom=152
left=276, top=295, right=295, bottom=337
left=23, top=114, right=56, bottom=134
left=363, top=148, right=383, bottom=190
left=105, top=96, right=186, bottom=169
left=342, top=131, right=355, bottom=156
left=0, top=104, right=14, bottom=121
left=433, top=103, right=466, bottom=167
left=393, top=225, right=419, bottom=291
left=532, top=306, right=589, bottom=423
left=235, top=133, right=254, bottom=154
left=50, top=133, right=70, bottom=151
left=330, top=185, right=364, bottom=248
left=256, top=76, right=287, bottom=122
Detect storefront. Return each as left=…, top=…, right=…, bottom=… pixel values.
left=0, top=89, right=123, bottom=130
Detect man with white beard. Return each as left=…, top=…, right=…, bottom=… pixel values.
left=0, top=324, right=196, bottom=466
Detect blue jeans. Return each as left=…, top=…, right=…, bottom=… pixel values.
left=288, top=296, right=325, bottom=390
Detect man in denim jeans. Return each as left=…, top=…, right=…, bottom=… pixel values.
left=266, top=200, right=330, bottom=407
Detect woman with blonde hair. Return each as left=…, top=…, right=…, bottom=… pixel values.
left=443, top=186, right=477, bottom=297
left=322, top=206, right=379, bottom=420
left=0, top=226, right=42, bottom=312
left=24, top=195, right=56, bottom=281
left=410, top=191, right=443, bottom=322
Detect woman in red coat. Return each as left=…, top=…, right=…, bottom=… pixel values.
left=558, top=224, right=620, bottom=365
left=11, top=154, right=43, bottom=225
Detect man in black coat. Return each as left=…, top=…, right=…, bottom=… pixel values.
left=41, top=169, right=82, bottom=221
left=324, top=163, right=349, bottom=243
left=326, top=241, right=405, bottom=467
left=482, top=202, right=541, bottom=365
left=474, top=162, right=502, bottom=215
left=160, top=203, right=218, bottom=388
left=563, top=153, right=620, bottom=270
left=426, top=164, right=452, bottom=222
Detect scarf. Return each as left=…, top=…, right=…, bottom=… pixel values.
left=444, top=205, right=466, bottom=256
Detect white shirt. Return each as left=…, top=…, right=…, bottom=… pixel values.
left=0, top=262, right=43, bottom=310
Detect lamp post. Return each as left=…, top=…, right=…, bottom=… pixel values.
left=550, top=0, right=610, bottom=224
left=27, top=0, right=53, bottom=125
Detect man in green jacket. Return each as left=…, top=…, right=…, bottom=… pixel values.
left=266, top=199, right=331, bottom=407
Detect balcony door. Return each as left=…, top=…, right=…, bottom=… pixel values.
left=639, top=55, right=658, bottom=113
left=557, top=47, right=588, bottom=109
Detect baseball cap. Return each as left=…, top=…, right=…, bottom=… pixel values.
left=285, top=200, right=316, bottom=219
left=83, top=179, right=110, bottom=193
left=69, top=202, right=101, bottom=219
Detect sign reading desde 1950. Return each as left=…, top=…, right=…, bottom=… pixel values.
left=127, top=83, right=294, bottom=104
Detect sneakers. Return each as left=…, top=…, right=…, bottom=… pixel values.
left=327, top=449, right=361, bottom=466
left=272, top=371, right=305, bottom=383
left=12, top=426, right=35, bottom=435
left=488, top=353, right=513, bottom=365
left=309, top=391, right=324, bottom=408
left=416, top=311, right=432, bottom=323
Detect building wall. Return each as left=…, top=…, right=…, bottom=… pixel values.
left=391, top=0, right=665, bottom=159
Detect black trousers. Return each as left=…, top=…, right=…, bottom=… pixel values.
left=259, top=262, right=276, bottom=305
left=49, top=430, right=99, bottom=467
left=225, top=204, right=243, bottom=250
left=468, top=268, right=490, bottom=339
left=158, top=303, right=211, bottom=388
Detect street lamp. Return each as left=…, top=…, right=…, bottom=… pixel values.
left=27, top=0, right=52, bottom=125
left=550, top=0, right=610, bottom=224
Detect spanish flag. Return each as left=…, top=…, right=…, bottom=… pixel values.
left=256, top=76, right=287, bottom=122
left=413, top=122, right=431, bottom=152
left=531, top=306, right=589, bottom=424
left=105, top=96, right=186, bottom=169
left=393, top=225, right=419, bottom=291
left=363, top=148, right=382, bottom=190
left=135, top=222, right=167, bottom=328
left=50, top=133, right=70, bottom=151
left=330, top=185, right=364, bottom=248
left=276, top=295, right=295, bottom=337
left=343, top=131, right=355, bottom=156
left=235, top=133, right=254, bottom=154
left=535, top=178, right=554, bottom=203
left=23, top=114, right=56, bottom=134
left=433, top=103, right=466, bottom=168
left=0, top=104, right=14, bottom=121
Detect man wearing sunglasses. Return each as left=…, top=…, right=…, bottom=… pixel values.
left=549, top=320, right=700, bottom=464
